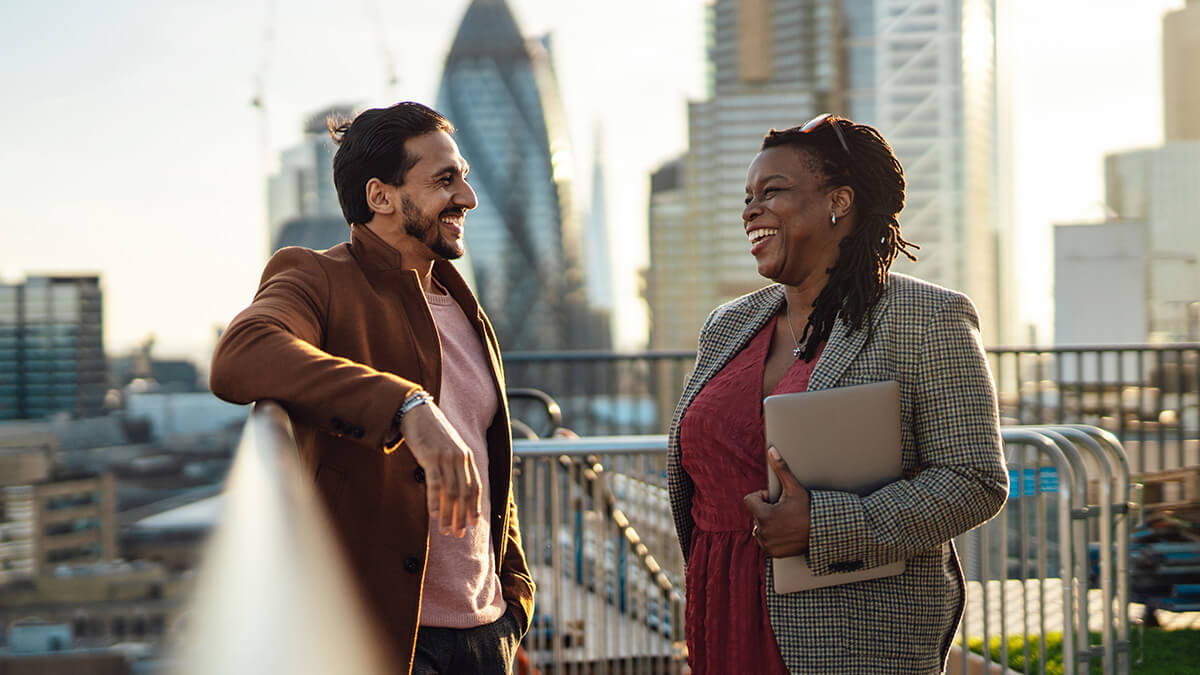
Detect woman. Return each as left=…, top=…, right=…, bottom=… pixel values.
left=666, top=115, right=1008, bottom=674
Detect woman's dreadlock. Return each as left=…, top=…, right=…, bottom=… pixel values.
left=761, top=118, right=919, bottom=362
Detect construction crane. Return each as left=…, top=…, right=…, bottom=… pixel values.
left=249, top=0, right=399, bottom=255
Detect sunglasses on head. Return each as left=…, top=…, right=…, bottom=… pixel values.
left=799, top=113, right=850, bottom=155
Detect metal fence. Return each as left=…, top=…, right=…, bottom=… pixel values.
left=512, top=436, right=686, bottom=674
left=955, top=425, right=1134, bottom=675
left=504, top=344, right=1200, bottom=474
left=178, top=406, right=1135, bottom=674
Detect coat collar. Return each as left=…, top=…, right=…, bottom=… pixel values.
left=348, top=224, right=480, bottom=317
left=705, top=279, right=892, bottom=392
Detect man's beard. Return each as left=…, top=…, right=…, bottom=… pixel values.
left=402, top=197, right=464, bottom=260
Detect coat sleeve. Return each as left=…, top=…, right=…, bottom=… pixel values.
left=209, top=247, right=424, bottom=450
left=498, top=489, right=536, bottom=636
left=804, top=292, right=1009, bottom=575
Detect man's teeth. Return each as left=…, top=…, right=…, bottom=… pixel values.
left=748, top=228, right=778, bottom=244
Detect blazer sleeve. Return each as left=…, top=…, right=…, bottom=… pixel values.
left=498, top=489, right=536, bottom=636
left=804, top=292, right=1009, bottom=575
left=209, top=247, right=424, bottom=450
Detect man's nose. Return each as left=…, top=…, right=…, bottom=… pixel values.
left=457, top=182, right=478, bottom=210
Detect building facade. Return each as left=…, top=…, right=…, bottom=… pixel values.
left=1053, top=221, right=1149, bottom=347
left=437, top=0, right=608, bottom=351
left=1104, top=143, right=1200, bottom=342
left=0, top=466, right=118, bottom=584
left=1164, top=0, right=1200, bottom=142
left=647, top=0, right=1004, bottom=349
left=0, top=276, right=106, bottom=421
left=267, top=106, right=354, bottom=254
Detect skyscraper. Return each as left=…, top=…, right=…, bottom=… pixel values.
left=586, top=126, right=615, bottom=316
left=1164, top=0, right=1200, bottom=142
left=647, top=0, right=1004, bottom=349
left=1104, top=145, right=1200, bottom=341
left=0, top=276, right=107, bottom=420
left=267, top=105, right=355, bottom=253
left=437, top=0, right=606, bottom=350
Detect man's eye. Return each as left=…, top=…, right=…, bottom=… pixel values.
left=439, top=176, right=453, bottom=185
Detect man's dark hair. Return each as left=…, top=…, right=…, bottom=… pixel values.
left=328, top=102, right=454, bottom=226
left=761, top=117, right=919, bottom=361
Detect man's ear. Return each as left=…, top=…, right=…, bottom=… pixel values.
left=365, top=178, right=396, bottom=216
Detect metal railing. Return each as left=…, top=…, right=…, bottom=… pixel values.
left=513, top=435, right=686, bottom=674
left=504, top=345, right=1199, bottom=474
left=955, top=425, right=1134, bottom=675
left=176, top=405, right=1135, bottom=674
left=170, top=402, right=393, bottom=674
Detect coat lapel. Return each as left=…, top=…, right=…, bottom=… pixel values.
left=808, top=280, right=892, bottom=391
left=694, top=285, right=784, bottom=391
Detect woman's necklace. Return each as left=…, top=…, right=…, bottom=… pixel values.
left=785, top=302, right=804, bottom=358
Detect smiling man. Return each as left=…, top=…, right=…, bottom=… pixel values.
left=210, top=102, right=534, bottom=674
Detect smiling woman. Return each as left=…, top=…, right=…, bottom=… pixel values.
left=667, top=115, right=1008, bottom=674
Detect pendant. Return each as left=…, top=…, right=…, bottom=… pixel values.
left=792, top=345, right=804, bottom=358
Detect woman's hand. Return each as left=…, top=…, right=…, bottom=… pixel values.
left=744, top=446, right=811, bottom=557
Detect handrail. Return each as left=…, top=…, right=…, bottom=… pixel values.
left=171, top=401, right=392, bottom=674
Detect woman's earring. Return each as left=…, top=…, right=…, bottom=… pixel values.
left=831, top=212, right=837, bottom=227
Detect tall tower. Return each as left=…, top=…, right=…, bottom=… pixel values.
left=647, top=0, right=1003, bottom=348
left=267, top=105, right=355, bottom=254
left=0, top=276, right=107, bottom=420
left=438, top=0, right=602, bottom=350
left=1164, top=0, right=1200, bottom=142
left=586, top=126, right=615, bottom=316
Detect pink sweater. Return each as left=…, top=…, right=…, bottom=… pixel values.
left=418, top=289, right=508, bottom=628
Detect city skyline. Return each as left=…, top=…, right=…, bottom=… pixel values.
left=0, top=0, right=1185, bottom=364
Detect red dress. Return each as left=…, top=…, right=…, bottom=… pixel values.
left=680, top=316, right=824, bottom=674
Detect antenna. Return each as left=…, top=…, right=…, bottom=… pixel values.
left=364, top=0, right=400, bottom=99
left=252, top=0, right=277, bottom=257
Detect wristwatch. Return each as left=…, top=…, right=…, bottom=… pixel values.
left=393, top=389, right=434, bottom=432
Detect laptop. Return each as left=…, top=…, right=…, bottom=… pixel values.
left=763, top=380, right=906, bottom=592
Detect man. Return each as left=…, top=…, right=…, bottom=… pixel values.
left=210, top=102, right=534, bottom=674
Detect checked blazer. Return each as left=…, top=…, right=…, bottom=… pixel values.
left=667, top=272, right=1008, bottom=674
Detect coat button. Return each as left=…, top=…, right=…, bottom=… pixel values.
left=413, top=468, right=425, bottom=483
left=404, top=557, right=420, bottom=573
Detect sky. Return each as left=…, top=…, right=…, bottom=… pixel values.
left=0, top=0, right=1186, bottom=363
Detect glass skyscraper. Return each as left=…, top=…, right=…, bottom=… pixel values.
left=648, top=0, right=1005, bottom=349
left=0, top=276, right=107, bottom=420
left=437, top=0, right=606, bottom=351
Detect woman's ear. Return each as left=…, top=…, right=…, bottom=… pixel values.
left=365, top=178, right=396, bottom=216
left=830, top=185, right=855, bottom=220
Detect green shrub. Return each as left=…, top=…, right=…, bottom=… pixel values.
left=965, top=629, right=1200, bottom=674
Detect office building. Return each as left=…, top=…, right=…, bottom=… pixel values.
left=437, top=0, right=608, bottom=350
left=267, top=105, right=354, bottom=253
left=1053, top=221, right=1149, bottom=346
left=1164, top=0, right=1200, bottom=142
left=0, top=444, right=117, bottom=584
left=647, top=0, right=1004, bottom=349
left=0, top=276, right=107, bottom=420
left=1104, top=144, right=1200, bottom=341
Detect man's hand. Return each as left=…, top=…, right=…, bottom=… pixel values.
left=743, top=446, right=811, bottom=557
left=399, top=401, right=482, bottom=538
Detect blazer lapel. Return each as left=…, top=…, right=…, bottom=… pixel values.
left=693, top=286, right=784, bottom=389
left=809, top=281, right=892, bottom=391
